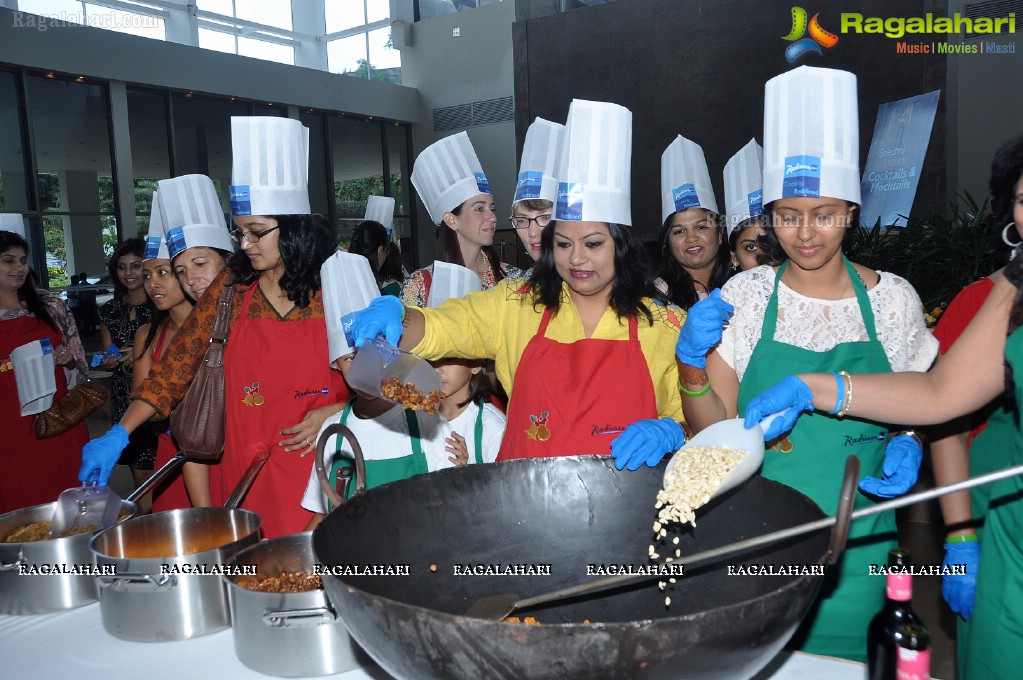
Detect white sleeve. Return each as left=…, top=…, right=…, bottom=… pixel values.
left=874, top=273, right=940, bottom=371
left=477, top=403, right=507, bottom=464
left=300, top=412, right=343, bottom=514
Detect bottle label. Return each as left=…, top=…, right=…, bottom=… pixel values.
left=896, top=647, right=930, bottom=680
left=887, top=571, right=912, bottom=600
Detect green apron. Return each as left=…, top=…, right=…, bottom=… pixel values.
left=736, top=256, right=895, bottom=662
left=327, top=402, right=428, bottom=511
left=958, top=327, right=1023, bottom=679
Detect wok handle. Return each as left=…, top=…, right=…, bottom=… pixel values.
left=823, top=456, right=859, bottom=566
left=262, top=606, right=338, bottom=628
left=314, top=424, right=368, bottom=510
left=127, top=453, right=187, bottom=503
left=225, top=450, right=271, bottom=509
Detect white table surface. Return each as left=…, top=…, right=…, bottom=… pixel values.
left=0, top=603, right=867, bottom=679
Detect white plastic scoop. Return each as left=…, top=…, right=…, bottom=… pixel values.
left=49, top=474, right=121, bottom=539
left=664, top=412, right=785, bottom=498
left=346, top=336, right=442, bottom=408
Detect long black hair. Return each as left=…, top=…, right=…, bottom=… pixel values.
left=107, top=237, right=146, bottom=300
left=227, top=214, right=336, bottom=309
left=655, top=210, right=733, bottom=310
left=349, top=220, right=405, bottom=284
left=528, top=221, right=655, bottom=324
left=439, top=201, right=505, bottom=284
left=0, top=230, right=57, bottom=332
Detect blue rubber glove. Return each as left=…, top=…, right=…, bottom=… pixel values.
left=79, top=424, right=129, bottom=485
left=610, top=418, right=686, bottom=471
left=858, top=434, right=923, bottom=498
left=743, top=376, right=814, bottom=440
left=350, top=296, right=404, bottom=348
left=942, top=540, right=979, bottom=620
left=675, top=289, right=734, bottom=368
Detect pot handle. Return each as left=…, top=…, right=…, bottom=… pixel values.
left=823, top=456, right=859, bottom=566
left=225, top=450, right=271, bottom=509
left=97, top=572, right=178, bottom=591
left=127, top=453, right=187, bottom=503
left=261, top=605, right=338, bottom=628
left=0, top=549, right=25, bottom=571
left=314, top=424, right=367, bottom=510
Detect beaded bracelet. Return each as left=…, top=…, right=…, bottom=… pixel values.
left=678, top=376, right=712, bottom=398
left=836, top=370, right=853, bottom=418
left=829, top=373, right=846, bottom=414
left=946, top=534, right=979, bottom=543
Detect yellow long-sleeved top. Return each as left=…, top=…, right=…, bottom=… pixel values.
left=413, top=279, right=686, bottom=422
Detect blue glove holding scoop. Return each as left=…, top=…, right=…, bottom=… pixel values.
left=79, top=424, right=129, bottom=486
left=350, top=296, right=404, bottom=348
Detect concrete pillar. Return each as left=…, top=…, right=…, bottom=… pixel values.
left=58, top=170, right=106, bottom=277
left=292, top=0, right=327, bottom=70
left=108, top=80, right=137, bottom=236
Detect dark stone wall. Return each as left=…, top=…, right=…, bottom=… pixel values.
left=514, top=0, right=948, bottom=238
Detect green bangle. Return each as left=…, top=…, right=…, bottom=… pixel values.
left=946, top=534, right=979, bottom=543
left=678, top=377, right=712, bottom=398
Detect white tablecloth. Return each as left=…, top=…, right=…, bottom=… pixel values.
left=0, top=603, right=866, bottom=679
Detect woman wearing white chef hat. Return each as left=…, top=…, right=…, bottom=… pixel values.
left=402, top=131, right=521, bottom=307
left=349, top=99, right=684, bottom=463
left=723, top=139, right=777, bottom=272
left=81, top=117, right=348, bottom=538
left=349, top=195, right=406, bottom=297
left=510, top=117, right=564, bottom=270
left=0, top=217, right=86, bottom=513
left=663, top=66, right=938, bottom=661
left=655, top=135, right=733, bottom=310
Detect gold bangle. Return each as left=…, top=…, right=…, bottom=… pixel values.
left=836, top=370, right=853, bottom=418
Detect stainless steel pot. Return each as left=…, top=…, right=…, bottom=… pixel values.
left=224, top=532, right=364, bottom=677
left=0, top=453, right=186, bottom=615
left=89, top=451, right=267, bottom=642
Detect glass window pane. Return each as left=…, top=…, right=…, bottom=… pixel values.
left=328, top=35, right=367, bottom=76
left=325, top=0, right=366, bottom=33
left=17, top=0, right=84, bottom=23
left=197, top=0, right=233, bottom=16
left=366, top=0, right=389, bottom=24
left=416, top=0, right=457, bottom=21
left=28, top=75, right=114, bottom=299
left=331, top=117, right=384, bottom=237
left=83, top=4, right=165, bottom=40
left=235, top=0, right=292, bottom=30
left=126, top=88, right=169, bottom=236
left=198, top=27, right=237, bottom=54
left=0, top=71, right=30, bottom=212
left=386, top=124, right=410, bottom=218
left=237, top=36, right=295, bottom=66
left=368, top=26, right=400, bottom=83
left=301, top=112, right=331, bottom=218
left=171, top=94, right=248, bottom=214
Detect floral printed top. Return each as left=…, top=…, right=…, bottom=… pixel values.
left=401, top=259, right=523, bottom=307
left=1, top=291, right=87, bottom=386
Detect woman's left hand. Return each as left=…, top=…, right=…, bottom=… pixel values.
left=53, top=344, right=75, bottom=367
left=446, top=432, right=469, bottom=466
left=281, top=403, right=344, bottom=454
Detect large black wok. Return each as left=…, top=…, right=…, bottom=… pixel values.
left=313, top=456, right=838, bottom=680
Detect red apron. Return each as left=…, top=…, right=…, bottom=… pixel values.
left=214, top=284, right=346, bottom=538
left=497, top=307, right=658, bottom=460
left=0, top=315, right=86, bottom=514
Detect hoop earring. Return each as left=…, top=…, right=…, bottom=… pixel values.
left=1003, top=223, right=1021, bottom=248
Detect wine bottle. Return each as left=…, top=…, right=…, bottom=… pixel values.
left=894, top=624, right=931, bottom=680
left=866, top=548, right=927, bottom=680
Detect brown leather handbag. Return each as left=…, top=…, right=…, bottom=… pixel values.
left=34, top=363, right=107, bottom=439
left=170, top=284, right=235, bottom=461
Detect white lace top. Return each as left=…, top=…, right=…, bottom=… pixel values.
left=717, top=265, right=939, bottom=382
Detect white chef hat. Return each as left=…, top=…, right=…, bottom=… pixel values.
left=763, top=66, right=860, bottom=205
left=0, top=214, right=26, bottom=238
left=143, top=191, right=170, bottom=262
left=555, top=99, right=633, bottom=226
left=321, top=249, right=381, bottom=364
left=660, top=135, right=719, bottom=223
left=156, top=175, right=233, bottom=260
left=411, top=132, right=490, bottom=225
left=723, top=138, right=765, bottom=236
left=513, top=117, right=565, bottom=206
left=364, top=195, right=396, bottom=239
left=427, top=261, right=482, bottom=308
left=229, top=116, right=310, bottom=217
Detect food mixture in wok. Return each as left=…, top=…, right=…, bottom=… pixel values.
left=240, top=571, right=323, bottom=592
left=4, top=514, right=133, bottom=543
left=381, top=378, right=444, bottom=414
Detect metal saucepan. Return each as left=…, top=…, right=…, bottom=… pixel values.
left=89, top=450, right=268, bottom=642
left=313, top=454, right=850, bottom=680
left=223, top=532, right=370, bottom=677
left=0, top=453, right=187, bottom=615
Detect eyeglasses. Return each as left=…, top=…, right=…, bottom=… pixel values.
left=508, top=214, right=552, bottom=230
left=116, top=262, right=143, bottom=271
left=231, top=225, right=279, bottom=243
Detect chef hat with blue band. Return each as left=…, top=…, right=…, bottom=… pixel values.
left=143, top=191, right=170, bottom=262
left=763, top=66, right=860, bottom=205
left=660, top=135, right=719, bottom=223
left=364, top=195, right=396, bottom=240
left=724, top=139, right=765, bottom=236
left=411, top=132, right=490, bottom=225
left=0, top=214, right=26, bottom=238
left=428, top=261, right=482, bottom=308
left=229, top=117, right=310, bottom=217
left=156, top=174, right=233, bottom=260
left=321, top=249, right=380, bottom=364
left=555, top=100, right=633, bottom=226
left=513, top=117, right=565, bottom=206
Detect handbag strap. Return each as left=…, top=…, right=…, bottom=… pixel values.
left=210, top=284, right=236, bottom=343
